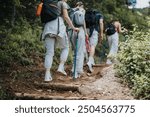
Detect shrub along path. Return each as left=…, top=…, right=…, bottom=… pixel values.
left=1, top=64, right=134, bottom=99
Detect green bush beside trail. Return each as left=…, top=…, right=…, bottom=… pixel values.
left=0, top=20, right=44, bottom=72
left=115, top=25, right=150, bottom=99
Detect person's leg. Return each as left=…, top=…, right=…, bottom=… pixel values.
left=108, top=35, right=112, bottom=48
left=44, top=36, right=55, bottom=81
left=106, top=32, right=119, bottom=64
left=87, top=30, right=98, bottom=72
left=57, top=32, right=69, bottom=75
left=106, top=35, right=113, bottom=65
left=87, top=49, right=95, bottom=72
left=72, top=45, right=84, bottom=78
left=76, top=28, right=85, bottom=75
left=111, top=32, right=119, bottom=63
left=111, top=32, right=119, bottom=54
left=89, top=45, right=95, bottom=64
left=84, top=49, right=89, bottom=63
left=71, top=29, right=85, bottom=78
left=57, top=46, right=69, bottom=75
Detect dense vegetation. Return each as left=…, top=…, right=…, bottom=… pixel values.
left=115, top=24, right=150, bottom=99
left=0, top=0, right=149, bottom=99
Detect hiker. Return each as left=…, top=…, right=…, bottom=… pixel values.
left=42, top=0, right=79, bottom=81
left=106, top=20, right=127, bottom=65
left=70, top=1, right=88, bottom=78
left=85, top=9, right=104, bottom=72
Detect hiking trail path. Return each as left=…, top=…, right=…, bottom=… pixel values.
left=3, top=64, right=134, bottom=100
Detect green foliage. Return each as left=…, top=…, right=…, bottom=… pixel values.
left=0, top=0, right=149, bottom=99
left=13, top=0, right=21, bottom=6
left=115, top=25, right=150, bottom=99
left=0, top=19, right=43, bottom=71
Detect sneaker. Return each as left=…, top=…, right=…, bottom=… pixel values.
left=78, top=72, right=86, bottom=78
left=106, top=59, right=112, bottom=65
left=57, top=68, right=67, bottom=76
left=44, top=71, right=52, bottom=82
left=89, top=56, right=95, bottom=65
left=72, top=72, right=79, bottom=79
left=71, top=66, right=74, bottom=73
left=92, top=61, right=95, bottom=65
left=87, top=62, right=93, bottom=73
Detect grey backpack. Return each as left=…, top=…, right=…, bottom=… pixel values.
left=69, top=8, right=85, bottom=27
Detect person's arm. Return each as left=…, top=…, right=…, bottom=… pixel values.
left=62, top=8, right=79, bottom=32
left=117, top=22, right=123, bottom=33
left=84, top=20, right=88, bottom=37
left=99, top=18, right=104, bottom=44
left=114, top=22, right=128, bottom=33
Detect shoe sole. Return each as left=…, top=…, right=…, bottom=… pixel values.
left=44, top=78, right=52, bottom=82
left=57, top=70, right=67, bottom=76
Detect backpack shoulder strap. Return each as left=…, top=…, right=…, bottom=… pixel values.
left=57, top=17, right=60, bottom=35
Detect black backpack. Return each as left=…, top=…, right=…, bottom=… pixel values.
left=41, top=0, right=61, bottom=23
left=85, top=10, right=101, bottom=28
left=105, top=23, right=116, bottom=36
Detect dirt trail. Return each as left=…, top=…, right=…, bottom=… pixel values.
left=79, top=65, right=134, bottom=99
left=1, top=64, right=134, bottom=100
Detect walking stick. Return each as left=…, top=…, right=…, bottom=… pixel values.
left=73, top=32, right=79, bottom=80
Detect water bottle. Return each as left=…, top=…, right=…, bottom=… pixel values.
left=36, top=2, right=43, bottom=16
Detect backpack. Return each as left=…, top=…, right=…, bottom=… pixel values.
left=105, top=23, right=116, bottom=36
left=40, top=0, right=61, bottom=23
left=85, top=10, right=101, bottom=28
left=69, top=8, right=85, bottom=27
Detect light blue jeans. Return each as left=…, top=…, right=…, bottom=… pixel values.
left=44, top=36, right=69, bottom=69
left=72, top=27, right=86, bottom=74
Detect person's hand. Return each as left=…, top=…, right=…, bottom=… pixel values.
left=121, top=27, right=128, bottom=32
left=73, top=27, right=80, bottom=32
left=124, top=28, right=128, bottom=32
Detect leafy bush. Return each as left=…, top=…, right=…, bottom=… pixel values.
left=0, top=19, right=44, bottom=72
left=115, top=25, right=150, bottom=99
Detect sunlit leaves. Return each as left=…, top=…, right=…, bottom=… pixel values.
left=115, top=25, right=150, bottom=99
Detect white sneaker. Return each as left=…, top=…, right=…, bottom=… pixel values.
left=57, top=64, right=67, bottom=76
left=87, top=62, right=93, bottom=73
left=44, top=71, right=52, bottom=82
left=89, top=56, right=95, bottom=65
left=92, top=61, right=95, bottom=65
left=57, top=68, right=67, bottom=76
left=106, top=59, right=112, bottom=65
left=71, top=66, right=74, bottom=73
left=73, top=72, right=79, bottom=79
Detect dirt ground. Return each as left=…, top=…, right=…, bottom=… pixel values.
left=79, top=65, right=134, bottom=99
left=1, top=63, right=134, bottom=100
